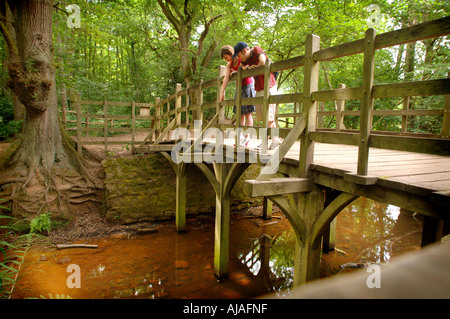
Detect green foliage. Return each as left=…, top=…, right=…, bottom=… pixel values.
left=0, top=96, right=13, bottom=122
left=0, top=232, right=44, bottom=299
left=30, top=212, right=52, bottom=234
left=0, top=0, right=447, bottom=135
left=1, top=200, right=16, bottom=298
left=0, top=120, right=23, bottom=141
left=1, top=201, right=53, bottom=298
left=0, top=95, right=22, bottom=141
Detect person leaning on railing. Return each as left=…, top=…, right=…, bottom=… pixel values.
left=233, top=41, right=280, bottom=150
left=219, top=45, right=256, bottom=147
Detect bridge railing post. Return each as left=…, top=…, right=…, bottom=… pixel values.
left=175, top=83, right=182, bottom=126
left=155, top=97, right=161, bottom=140
left=185, top=84, right=190, bottom=127
left=357, top=28, right=376, bottom=176
left=165, top=93, right=170, bottom=127
left=336, top=83, right=346, bottom=131
left=235, top=66, right=243, bottom=146
left=441, top=71, right=450, bottom=138
left=217, top=65, right=226, bottom=126
left=299, top=34, right=320, bottom=178
left=263, top=59, right=271, bottom=129
left=192, top=80, right=204, bottom=124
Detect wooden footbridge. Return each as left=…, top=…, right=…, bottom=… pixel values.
left=69, top=17, right=450, bottom=286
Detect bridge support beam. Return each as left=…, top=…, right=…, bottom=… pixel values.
left=160, top=152, right=187, bottom=232
left=213, top=162, right=231, bottom=280
left=175, top=163, right=187, bottom=232
left=162, top=150, right=251, bottom=278
left=322, top=189, right=342, bottom=253
left=294, top=187, right=325, bottom=285
left=269, top=188, right=358, bottom=286
left=262, top=197, right=272, bottom=220
left=195, top=161, right=250, bottom=280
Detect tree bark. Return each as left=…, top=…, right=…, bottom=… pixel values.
left=7, top=0, right=61, bottom=173
left=0, top=0, right=98, bottom=219
left=156, top=0, right=224, bottom=84
left=1, top=1, right=26, bottom=120
left=404, top=17, right=417, bottom=81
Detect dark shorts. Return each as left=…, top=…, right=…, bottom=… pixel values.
left=234, top=83, right=256, bottom=115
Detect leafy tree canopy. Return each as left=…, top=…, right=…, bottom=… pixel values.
left=1, top=0, right=448, bottom=113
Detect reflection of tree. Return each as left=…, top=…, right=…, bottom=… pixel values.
left=268, top=231, right=296, bottom=294
left=390, top=208, right=422, bottom=257
left=237, top=231, right=295, bottom=295
left=347, top=198, right=420, bottom=264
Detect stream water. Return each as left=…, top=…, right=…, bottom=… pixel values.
left=11, top=197, right=423, bottom=299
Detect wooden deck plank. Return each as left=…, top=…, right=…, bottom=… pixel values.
left=369, top=162, right=450, bottom=174
left=410, top=180, right=450, bottom=191
left=388, top=172, right=450, bottom=184
left=290, top=142, right=450, bottom=195
left=370, top=167, right=445, bottom=182
left=314, top=157, right=446, bottom=168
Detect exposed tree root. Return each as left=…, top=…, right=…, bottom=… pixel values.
left=0, top=143, right=104, bottom=222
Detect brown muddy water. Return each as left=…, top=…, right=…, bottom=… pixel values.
left=11, top=197, right=423, bottom=299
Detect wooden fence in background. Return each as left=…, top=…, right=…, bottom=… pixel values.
left=62, top=93, right=154, bottom=153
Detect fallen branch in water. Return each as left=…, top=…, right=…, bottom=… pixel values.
left=56, top=244, right=98, bottom=250
left=257, top=220, right=279, bottom=227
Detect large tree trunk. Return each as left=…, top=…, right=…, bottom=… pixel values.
left=0, top=0, right=99, bottom=219
left=156, top=0, right=224, bottom=85
left=1, top=1, right=26, bottom=120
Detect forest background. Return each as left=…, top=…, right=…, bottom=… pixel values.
left=0, top=0, right=449, bottom=139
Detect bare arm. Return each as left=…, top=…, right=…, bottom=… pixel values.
left=242, top=53, right=266, bottom=70
left=220, top=62, right=232, bottom=102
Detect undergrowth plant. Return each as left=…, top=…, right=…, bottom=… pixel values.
left=30, top=212, right=52, bottom=234
left=0, top=202, right=17, bottom=299
left=0, top=203, right=48, bottom=298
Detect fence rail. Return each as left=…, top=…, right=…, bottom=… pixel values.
left=64, top=16, right=450, bottom=174
left=62, top=96, right=155, bottom=153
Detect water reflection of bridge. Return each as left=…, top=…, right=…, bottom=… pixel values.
left=235, top=198, right=425, bottom=294
left=237, top=235, right=291, bottom=294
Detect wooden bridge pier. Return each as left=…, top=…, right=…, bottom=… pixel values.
left=163, top=145, right=252, bottom=279
left=210, top=162, right=251, bottom=279
left=246, top=173, right=360, bottom=285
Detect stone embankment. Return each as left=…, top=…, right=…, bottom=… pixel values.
left=103, top=154, right=262, bottom=224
